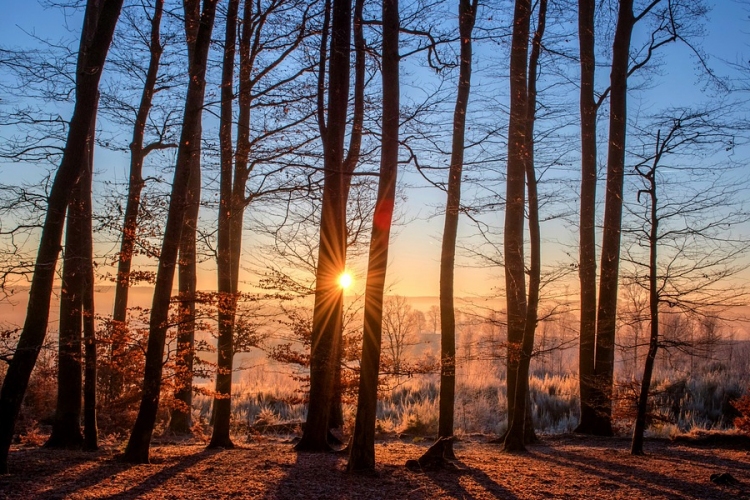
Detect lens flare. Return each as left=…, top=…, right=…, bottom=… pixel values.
left=338, top=271, right=353, bottom=290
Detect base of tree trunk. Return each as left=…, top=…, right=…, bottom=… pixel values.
left=502, top=432, right=526, bottom=453
left=44, top=430, right=84, bottom=450
left=168, top=414, right=193, bottom=436
left=405, top=436, right=460, bottom=472
left=207, top=437, right=235, bottom=449
left=121, top=446, right=150, bottom=464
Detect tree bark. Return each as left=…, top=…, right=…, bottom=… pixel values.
left=592, top=0, right=634, bottom=437
left=81, top=97, right=99, bottom=451
left=0, top=0, right=123, bottom=474
left=209, top=0, right=240, bottom=449
left=329, top=0, right=366, bottom=432
left=502, top=0, right=530, bottom=453
left=437, top=0, right=477, bottom=459
left=575, top=0, right=599, bottom=435
left=505, top=0, right=546, bottom=451
left=123, top=0, right=218, bottom=464
left=347, top=0, right=399, bottom=473
left=45, top=162, right=86, bottom=450
left=296, top=0, right=351, bottom=453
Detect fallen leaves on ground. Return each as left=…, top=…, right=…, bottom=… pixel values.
left=0, top=435, right=748, bottom=499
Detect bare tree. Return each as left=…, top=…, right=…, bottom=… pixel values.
left=0, top=0, right=124, bottom=474
left=347, top=0, right=399, bottom=472
left=620, top=109, right=750, bottom=454
left=123, top=0, right=219, bottom=464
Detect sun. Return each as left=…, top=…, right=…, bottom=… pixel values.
left=337, top=271, right=353, bottom=290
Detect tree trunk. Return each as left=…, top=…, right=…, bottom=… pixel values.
left=437, top=0, right=477, bottom=458
left=0, top=0, right=123, bottom=474
left=82, top=93, right=99, bottom=452
left=631, top=132, right=661, bottom=456
left=109, top=0, right=165, bottom=402
left=329, top=0, right=366, bottom=432
left=575, top=0, right=599, bottom=435
left=45, top=165, right=86, bottom=450
left=79, top=115, right=99, bottom=451
left=296, top=0, right=351, bottom=453
left=505, top=0, right=546, bottom=451
left=592, top=0, right=634, bottom=437
left=347, top=0, right=399, bottom=473
left=123, top=0, right=218, bottom=464
left=209, top=0, right=240, bottom=449
left=168, top=0, right=201, bottom=438
left=502, top=0, right=530, bottom=453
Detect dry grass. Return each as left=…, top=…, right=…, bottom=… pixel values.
left=1, top=435, right=748, bottom=499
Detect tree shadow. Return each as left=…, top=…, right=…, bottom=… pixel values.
left=537, top=444, right=739, bottom=498
left=104, top=448, right=220, bottom=499
left=422, top=460, right=518, bottom=500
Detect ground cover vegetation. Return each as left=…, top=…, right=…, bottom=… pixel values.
left=1, top=0, right=750, bottom=494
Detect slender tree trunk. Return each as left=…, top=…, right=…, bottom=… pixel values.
left=329, top=0, right=366, bottom=432
left=0, top=0, right=123, bottom=474
left=296, top=0, right=350, bottom=453
left=502, top=0, right=530, bottom=453
left=109, top=0, right=165, bottom=402
left=46, top=170, right=86, bottom=450
left=575, top=0, right=599, bottom=435
left=437, top=0, right=477, bottom=458
left=123, top=0, right=218, bottom=464
left=82, top=93, right=99, bottom=452
left=505, top=0, right=546, bottom=451
left=347, top=0, right=399, bottom=473
left=168, top=0, right=202, bottom=437
left=170, top=154, right=200, bottom=435
left=592, top=0, right=634, bottom=437
left=209, top=0, right=240, bottom=449
left=631, top=132, right=661, bottom=456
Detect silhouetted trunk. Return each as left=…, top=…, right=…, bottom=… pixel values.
left=592, top=0, right=634, bottom=437
left=81, top=99, right=98, bottom=451
left=347, top=0, right=399, bottom=473
left=296, top=0, right=350, bottom=453
left=329, top=0, right=366, bottom=432
left=502, top=0, right=531, bottom=453
left=168, top=0, right=201, bottom=437
left=631, top=131, right=661, bottom=456
left=109, top=0, right=165, bottom=402
left=437, top=0, right=477, bottom=459
left=0, top=0, right=123, bottom=474
left=209, top=0, right=240, bottom=449
left=575, top=0, right=599, bottom=435
left=505, top=0, right=546, bottom=451
left=123, top=0, right=218, bottom=464
left=46, top=166, right=87, bottom=450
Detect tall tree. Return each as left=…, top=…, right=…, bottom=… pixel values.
left=625, top=110, right=749, bottom=454
left=209, top=0, right=240, bottom=448
left=123, top=0, right=219, bottom=464
left=436, top=0, right=478, bottom=458
left=347, top=0, right=399, bottom=472
left=501, top=0, right=530, bottom=452
left=576, top=0, right=700, bottom=435
left=575, top=0, right=599, bottom=434
left=0, top=0, right=124, bottom=474
left=80, top=104, right=98, bottom=451
left=506, top=0, right=547, bottom=451
left=109, top=0, right=167, bottom=401
left=295, top=0, right=351, bottom=452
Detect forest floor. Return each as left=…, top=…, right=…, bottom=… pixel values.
left=0, top=433, right=748, bottom=499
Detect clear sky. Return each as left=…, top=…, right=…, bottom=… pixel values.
left=1, top=0, right=749, bottom=302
